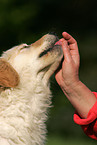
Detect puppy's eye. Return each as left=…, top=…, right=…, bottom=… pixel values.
left=23, top=45, right=30, bottom=48
left=20, top=45, right=30, bottom=52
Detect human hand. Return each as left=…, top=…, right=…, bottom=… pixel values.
left=55, top=32, right=97, bottom=119
left=55, top=32, right=80, bottom=90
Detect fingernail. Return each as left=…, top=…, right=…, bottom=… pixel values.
left=62, top=32, right=66, bottom=35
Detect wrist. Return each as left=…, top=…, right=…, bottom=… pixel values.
left=61, top=79, right=82, bottom=95
left=61, top=80, right=97, bottom=118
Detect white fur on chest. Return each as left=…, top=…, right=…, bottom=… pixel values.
left=0, top=83, right=52, bottom=145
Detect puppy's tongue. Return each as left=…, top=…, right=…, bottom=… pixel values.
left=55, top=41, right=62, bottom=45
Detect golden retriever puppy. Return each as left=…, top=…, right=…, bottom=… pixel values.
left=0, top=33, right=63, bottom=145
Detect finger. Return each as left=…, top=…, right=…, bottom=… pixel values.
left=61, top=39, right=72, bottom=62
left=55, top=38, right=71, bottom=61
left=62, top=32, right=79, bottom=58
left=62, top=32, right=77, bottom=45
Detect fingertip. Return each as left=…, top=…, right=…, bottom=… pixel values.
left=55, top=41, right=62, bottom=46
left=62, top=32, right=71, bottom=40
left=62, top=32, right=76, bottom=44
left=55, top=38, right=64, bottom=45
left=61, top=39, right=68, bottom=47
left=62, top=31, right=67, bottom=34
left=59, top=38, right=64, bottom=42
left=62, top=32, right=67, bottom=36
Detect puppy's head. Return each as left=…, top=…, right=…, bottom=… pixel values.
left=0, top=33, right=63, bottom=88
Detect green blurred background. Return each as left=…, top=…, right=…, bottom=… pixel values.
left=0, top=0, right=97, bottom=144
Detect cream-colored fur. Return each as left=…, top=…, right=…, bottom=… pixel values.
left=0, top=34, right=63, bottom=145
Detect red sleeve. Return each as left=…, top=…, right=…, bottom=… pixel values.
left=73, top=92, right=97, bottom=140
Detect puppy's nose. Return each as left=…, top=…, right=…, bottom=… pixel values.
left=48, top=32, right=59, bottom=42
left=48, top=32, right=57, bottom=36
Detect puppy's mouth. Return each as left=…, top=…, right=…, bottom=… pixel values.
left=39, top=35, right=60, bottom=58
left=37, top=34, right=63, bottom=84
left=39, top=47, right=54, bottom=58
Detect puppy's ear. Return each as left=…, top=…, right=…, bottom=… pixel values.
left=0, top=58, right=20, bottom=88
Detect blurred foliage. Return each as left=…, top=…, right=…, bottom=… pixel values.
left=0, top=0, right=97, bottom=144
left=46, top=136, right=96, bottom=145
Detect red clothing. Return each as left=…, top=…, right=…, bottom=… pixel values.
left=74, top=92, right=97, bottom=140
